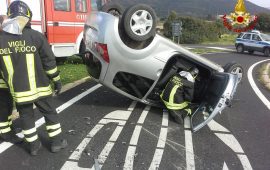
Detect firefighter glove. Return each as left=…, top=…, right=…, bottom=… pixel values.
left=54, top=81, right=62, bottom=95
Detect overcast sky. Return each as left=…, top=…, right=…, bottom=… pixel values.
left=247, top=0, right=270, bottom=8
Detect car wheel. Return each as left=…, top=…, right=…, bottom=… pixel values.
left=101, top=2, right=124, bottom=17
left=264, top=48, right=270, bottom=57
left=248, top=50, right=254, bottom=54
left=122, top=4, right=157, bottom=42
left=223, top=62, right=243, bottom=83
left=236, top=44, right=244, bottom=53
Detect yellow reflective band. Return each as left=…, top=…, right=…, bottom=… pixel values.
left=46, top=67, right=58, bottom=75
left=169, top=85, right=179, bottom=104
left=46, top=123, right=61, bottom=130
left=52, top=75, right=60, bottom=82
left=15, top=88, right=53, bottom=103
left=9, top=121, right=13, bottom=126
left=162, top=100, right=188, bottom=110
left=48, top=128, right=62, bottom=137
left=3, top=55, right=14, bottom=96
left=26, top=54, right=37, bottom=91
left=185, top=108, right=192, bottom=115
left=23, top=127, right=37, bottom=135
left=0, top=127, right=11, bottom=134
left=8, top=115, right=12, bottom=120
left=0, top=79, right=8, bottom=88
left=0, top=122, right=9, bottom=127
left=25, top=135, right=38, bottom=142
left=14, top=86, right=52, bottom=98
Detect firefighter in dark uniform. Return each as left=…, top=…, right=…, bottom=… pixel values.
left=0, top=14, right=22, bottom=143
left=0, top=1, right=67, bottom=155
left=0, top=74, right=23, bottom=143
left=160, top=67, right=199, bottom=124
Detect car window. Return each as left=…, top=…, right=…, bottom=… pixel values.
left=242, top=34, right=251, bottom=40
left=252, top=34, right=261, bottom=41
left=237, top=33, right=243, bottom=38
left=261, top=34, right=270, bottom=41
left=91, top=0, right=98, bottom=11
left=54, top=0, right=71, bottom=11
left=75, top=0, right=87, bottom=12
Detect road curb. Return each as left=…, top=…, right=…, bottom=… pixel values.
left=11, top=76, right=91, bottom=120
left=261, top=63, right=270, bottom=89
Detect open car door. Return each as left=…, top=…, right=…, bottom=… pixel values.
left=191, top=72, right=239, bottom=132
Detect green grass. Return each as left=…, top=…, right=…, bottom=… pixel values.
left=189, top=48, right=224, bottom=54
left=202, top=34, right=238, bottom=45
left=58, top=64, right=89, bottom=85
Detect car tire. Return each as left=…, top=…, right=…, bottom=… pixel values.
left=236, top=44, right=244, bottom=53
left=264, top=48, right=270, bottom=57
left=101, top=2, right=124, bottom=17
left=122, top=4, right=157, bottom=42
left=248, top=50, right=254, bottom=54
left=223, top=62, right=243, bottom=83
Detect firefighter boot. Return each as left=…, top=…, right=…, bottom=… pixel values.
left=51, top=137, right=68, bottom=153
left=28, top=140, right=42, bottom=156
left=0, top=131, right=23, bottom=144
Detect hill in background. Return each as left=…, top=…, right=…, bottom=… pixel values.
left=114, top=0, right=270, bottom=18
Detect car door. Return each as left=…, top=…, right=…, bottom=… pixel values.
left=251, top=34, right=264, bottom=52
left=190, top=72, right=238, bottom=132
left=242, top=33, right=252, bottom=50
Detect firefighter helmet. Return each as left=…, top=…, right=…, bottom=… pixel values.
left=7, top=1, right=32, bottom=20
left=190, top=67, right=199, bottom=78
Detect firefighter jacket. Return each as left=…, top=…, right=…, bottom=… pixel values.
left=0, top=27, right=60, bottom=104
left=160, top=71, right=195, bottom=110
left=0, top=74, right=8, bottom=89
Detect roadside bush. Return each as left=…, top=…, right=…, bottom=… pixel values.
left=164, top=12, right=227, bottom=44
left=65, top=55, right=84, bottom=64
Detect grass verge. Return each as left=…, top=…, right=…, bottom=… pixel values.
left=189, top=48, right=225, bottom=54
left=202, top=34, right=237, bottom=45
left=58, top=64, right=89, bottom=85
left=258, top=63, right=270, bottom=90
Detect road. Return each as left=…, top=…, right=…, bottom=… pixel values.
left=1, top=50, right=270, bottom=170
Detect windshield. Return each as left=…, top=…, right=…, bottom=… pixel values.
left=261, top=34, right=270, bottom=41
left=91, top=0, right=98, bottom=11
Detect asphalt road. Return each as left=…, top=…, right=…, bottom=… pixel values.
left=1, top=50, right=270, bottom=170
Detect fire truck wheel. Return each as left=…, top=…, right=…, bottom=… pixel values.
left=122, top=4, right=157, bottom=42
left=101, top=2, right=124, bottom=17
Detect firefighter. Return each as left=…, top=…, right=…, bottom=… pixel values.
left=0, top=1, right=67, bottom=155
left=160, top=67, right=199, bottom=124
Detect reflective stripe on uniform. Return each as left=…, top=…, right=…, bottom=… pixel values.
left=48, top=128, right=62, bottom=137
left=46, top=123, right=61, bottom=130
left=2, top=55, right=14, bottom=95
left=0, top=121, right=9, bottom=127
left=52, top=75, right=60, bottom=82
left=25, top=135, right=38, bottom=142
left=26, top=54, right=37, bottom=92
left=185, top=108, right=192, bottom=115
left=23, top=127, right=37, bottom=135
left=0, top=79, right=8, bottom=88
left=46, top=67, right=58, bottom=75
left=0, top=127, right=11, bottom=134
left=3, top=55, right=53, bottom=103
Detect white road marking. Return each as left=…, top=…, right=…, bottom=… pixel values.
left=248, top=59, right=270, bottom=110
left=124, top=105, right=151, bottom=169
left=0, top=84, right=102, bottom=154
left=208, top=120, right=253, bottom=170
left=223, top=162, right=229, bottom=170
left=207, top=47, right=233, bottom=51
left=184, top=116, right=195, bottom=170
left=61, top=101, right=137, bottom=170
left=149, top=110, right=169, bottom=170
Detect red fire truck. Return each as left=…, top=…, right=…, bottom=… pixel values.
left=0, top=0, right=98, bottom=57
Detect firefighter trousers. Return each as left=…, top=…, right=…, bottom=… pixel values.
left=0, top=89, right=13, bottom=134
left=16, top=97, right=62, bottom=143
